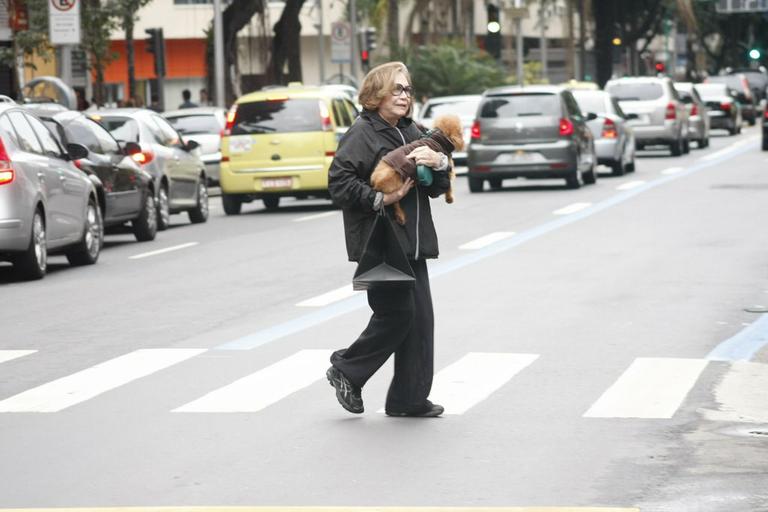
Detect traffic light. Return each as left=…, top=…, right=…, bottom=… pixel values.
left=361, top=49, right=370, bottom=72
left=363, top=28, right=377, bottom=53
left=485, top=3, right=501, bottom=60
left=654, top=61, right=665, bottom=74
left=145, top=27, right=166, bottom=77
left=749, top=48, right=761, bottom=60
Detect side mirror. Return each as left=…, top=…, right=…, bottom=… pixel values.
left=586, top=112, right=598, bottom=121
left=66, top=143, right=88, bottom=161
left=625, top=113, right=639, bottom=120
left=122, top=141, right=142, bottom=156
left=185, top=139, right=200, bottom=152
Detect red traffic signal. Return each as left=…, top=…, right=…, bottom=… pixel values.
left=654, top=62, right=665, bottom=73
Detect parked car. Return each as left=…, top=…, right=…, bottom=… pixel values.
left=728, top=68, right=768, bottom=113
left=0, top=104, right=101, bottom=279
left=416, top=95, right=481, bottom=166
left=605, top=76, right=689, bottom=156
left=694, top=83, right=743, bottom=135
left=762, top=106, right=768, bottom=151
left=467, top=85, right=598, bottom=191
left=571, top=89, right=636, bottom=175
left=219, top=84, right=359, bottom=213
left=705, top=74, right=757, bottom=125
left=163, top=107, right=226, bottom=186
left=673, top=82, right=710, bottom=148
left=92, top=109, right=209, bottom=229
left=28, top=108, right=158, bottom=242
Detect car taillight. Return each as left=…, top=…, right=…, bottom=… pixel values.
left=690, top=103, right=698, bottom=116
left=559, top=118, right=574, bottom=136
left=601, top=118, right=618, bottom=139
left=223, top=104, right=238, bottom=136
left=319, top=100, right=333, bottom=132
left=720, top=102, right=732, bottom=112
left=470, top=120, right=481, bottom=140
left=73, top=159, right=83, bottom=169
left=132, top=151, right=154, bottom=165
left=665, top=102, right=676, bottom=120
left=0, top=137, right=13, bottom=185
left=764, top=109, right=768, bottom=120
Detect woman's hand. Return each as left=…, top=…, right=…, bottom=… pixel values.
left=407, top=146, right=442, bottom=168
left=383, top=177, right=415, bottom=206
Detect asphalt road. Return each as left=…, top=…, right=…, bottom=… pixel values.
left=1, top=126, right=767, bottom=511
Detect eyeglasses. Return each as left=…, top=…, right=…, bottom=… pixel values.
left=391, top=84, right=414, bottom=97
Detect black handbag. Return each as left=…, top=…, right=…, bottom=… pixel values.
left=352, top=209, right=416, bottom=291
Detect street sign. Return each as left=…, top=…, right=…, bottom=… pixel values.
left=331, top=21, right=351, bottom=64
left=48, top=0, right=80, bottom=45
left=715, top=0, right=768, bottom=13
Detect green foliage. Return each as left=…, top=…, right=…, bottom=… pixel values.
left=505, top=61, right=550, bottom=86
left=82, top=0, right=121, bottom=68
left=396, top=42, right=505, bottom=99
left=0, top=0, right=52, bottom=69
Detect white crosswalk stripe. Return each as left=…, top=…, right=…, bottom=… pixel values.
left=0, top=350, right=37, bottom=364
left=173, top=349, right=333, bottom=413
left=0, top=349, right=205, bottom=412
left=583, top=357, right=709, bottom=419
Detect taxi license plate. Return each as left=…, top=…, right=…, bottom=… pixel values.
left=496, top=151, right=542, bottom=164
left=261, top=177, right=292, bottom=189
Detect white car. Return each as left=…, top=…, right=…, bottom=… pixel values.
left=163, top=107, right=226, bottom=185
left=415, top=95, right=482, bottom=165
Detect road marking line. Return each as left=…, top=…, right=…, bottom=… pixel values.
left=173, top=349, right=332, bottom=413
left=0, top=507, right=641, bottom=512
left=553, top=202, right=591, bottom=215
left=708, top=313, right=768, bottom=362
left=0, top=349, right=205, bottom=413
left=378, top=353, right=539, bottom=415
left=296, top=285, right=360, bottom=307
left=0, top=350, right=37, bottom=364
left=615, top=180, right=645, bottom=191
left=293, top=211, right=339, bottom=223
left=129, top=242, right=199, bottom=260
left=583, top=357, right=709, bottom=419
left=459, top=231, right=515, bottom=250
left=661, top=166, right=684, bottom=175
left=699, top=135, right=760, bottom=162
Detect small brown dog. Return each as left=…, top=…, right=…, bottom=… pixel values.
left=370, top=114, right=464, bottom=225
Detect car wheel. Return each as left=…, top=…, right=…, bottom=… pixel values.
left=682, top=138, right=690, bottom=154
left=489, top=178, right=502, bottom=190
left=566, top=170, right=582, bottom=189
left=670, top=139, right=683, bottom=156
left=583, top=160, right=597, bottom=185
left=263, top=195, right=280, bottom=210
left=13, top=208, right=47, bottom=280
left=748, top=117, right=756, bottom=127
left=156, top=184, right=171, bottom=231
left=762, top=137, right=768, bottom=151
left=188, top=179, right=209, bottom=224
left=468, top=176, right=484, bottom=193
left=611, top=157, right=625, bottom=176
left=66, top=198, right=103, bottom=266
left=222, top=194, right=242, bottom=215
left=132, top=193, right=157, bottom=242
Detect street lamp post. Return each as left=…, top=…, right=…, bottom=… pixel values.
left=213, top=0, right=226, bottom=107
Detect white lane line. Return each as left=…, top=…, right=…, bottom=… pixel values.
left=129, top=242, right=199, bottom=260
left=297, top=285, right=361, bottom=307
left=0, top=349, right=205, bottom=412
left=459, top=231, right=515, bottom=250
left=661, top=166, right=684, bottom=175
left=699, top=135, right=760, bottom=162
left=0, top=350, right=37, bottom=364
left=553, top=202, right=592, bottom=215
left=293, top=211, right=339, bottom=222
left=616, top=180, right=646, bottom=191
left=583, top=357, right=709, bottom=419
left=173, top=349, right=332, bottom=412
left=378, top=353, right=539, bottom=415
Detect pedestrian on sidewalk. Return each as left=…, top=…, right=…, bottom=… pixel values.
left=326, top=61, right=451, bottom=417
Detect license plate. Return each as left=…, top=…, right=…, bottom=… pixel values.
left=496, top=151, right=543, bottom=164
left=261, top=177, right=292, bottom=189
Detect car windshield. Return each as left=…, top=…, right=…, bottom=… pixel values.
left=98, top=116, right=140, bottom=142
left=695, top=84, right=729, bottom=98
left=572, top=92, right=609, bottom=114
left=480, top=94, right=560, bottom=118
left=676, top=91, right=693, bottom=104
left=166, top=114, right=222, bottom=135
left=232, top=99, right=321, bottom=134
left=422, top=99, right=480, bottom=119
left=606, top=83, right=664, bottom=101
left=707, top=76, right=743, bottom=90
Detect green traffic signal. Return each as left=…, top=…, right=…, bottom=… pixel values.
left=749, top=48, right=761, bottom=60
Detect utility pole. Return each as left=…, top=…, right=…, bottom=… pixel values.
left=349, top=0, right=357, bottom=81
left=515, top=0, right=524, bottom=85
left=538, top=2, right=548, bottom=82
left=577, top=0, right=585, bottom=80
left=317, top=0, right=325, bottom=83
left=213, top=0, right=225, bottom=107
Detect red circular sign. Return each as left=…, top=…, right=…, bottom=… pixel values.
left=51, top=0, right=76, bottom=12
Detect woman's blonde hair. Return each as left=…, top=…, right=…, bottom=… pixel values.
left=358, top=61, right=412, bottom=112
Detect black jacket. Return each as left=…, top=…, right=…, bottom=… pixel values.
left=328, top=109, right=451, bottom=262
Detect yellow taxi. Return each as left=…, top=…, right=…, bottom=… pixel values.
left=219, top=83, right=359, bottom=213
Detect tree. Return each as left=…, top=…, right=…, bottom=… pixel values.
left=0, top=0, right=52, bottom=95
left=114, top=0, right=153, bottom=100
left=267, top=0, right=307, bottom=84
left=81, top=0, right=120, bottom=106
left=213, top=0, right=265, bottom=103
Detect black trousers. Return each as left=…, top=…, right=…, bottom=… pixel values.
left=330, top=259, right=434, bottom=411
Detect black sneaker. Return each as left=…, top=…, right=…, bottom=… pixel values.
left=385, top=400, right=444, bottom=417
left=326, top=366, right=363, bottom=414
